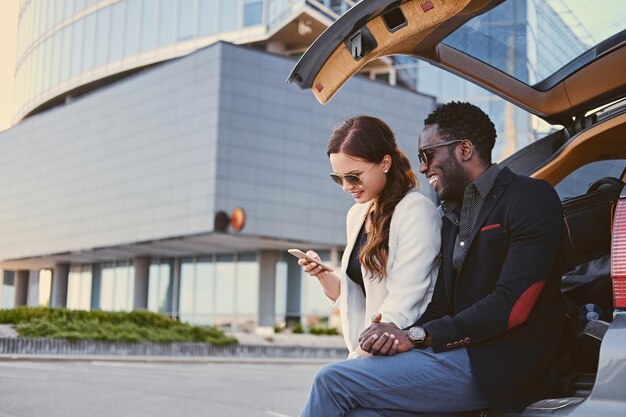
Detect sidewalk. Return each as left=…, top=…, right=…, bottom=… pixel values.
left=228, top=331, right=345, bottom=348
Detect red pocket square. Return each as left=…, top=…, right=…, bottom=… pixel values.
left=480, top=223, right=501, bottom=232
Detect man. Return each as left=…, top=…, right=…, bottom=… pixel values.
left=300, top=102, right=566, bottom=416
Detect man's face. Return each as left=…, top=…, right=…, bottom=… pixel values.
left=418, top=124, right=470, bottom=203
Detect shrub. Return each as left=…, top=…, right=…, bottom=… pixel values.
left=2, top=307, right=237, bottom=345
left=309, top=326, right=339, bottom=336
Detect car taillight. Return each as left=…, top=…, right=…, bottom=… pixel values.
left=610, top=198, right=626, bottom=309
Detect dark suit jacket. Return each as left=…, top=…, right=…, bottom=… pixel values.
left=415, top=167, right=565, bottom=411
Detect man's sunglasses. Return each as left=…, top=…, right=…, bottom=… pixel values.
left=329, top=164, right=376, bottom=188
left=418, top=139, right=464, bottom=166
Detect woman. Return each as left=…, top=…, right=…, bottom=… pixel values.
left=300, top=116, right=441, bottom=358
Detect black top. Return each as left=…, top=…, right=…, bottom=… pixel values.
left=347, top=223, right=368, bottom=296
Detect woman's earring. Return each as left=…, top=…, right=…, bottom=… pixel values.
left=383, top=169, right=388, bottom=174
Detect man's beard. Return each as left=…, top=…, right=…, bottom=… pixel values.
left=438, top=155, right=470, bottom=204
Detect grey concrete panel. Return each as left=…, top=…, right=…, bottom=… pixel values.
left=0, top=41, right=435, bottom=264
left=214, top=43, right=436, bottom=246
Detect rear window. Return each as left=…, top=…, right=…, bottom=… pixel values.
left=443, top=0, right=626, bottom=86
left=555, top=160, right=626, bottom=199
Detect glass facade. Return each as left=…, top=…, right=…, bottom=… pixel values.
left=100, top=261, right=134, bottom=312
left=179, top=253, right=260, bottom=329
left=148, top=260, right=172, bottom=315
left=14, top=0, right=356, bottom=121
left=67, top=264, right=92, bottom=310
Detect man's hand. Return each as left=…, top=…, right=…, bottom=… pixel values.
left=358, top=313, right=414, bottom=356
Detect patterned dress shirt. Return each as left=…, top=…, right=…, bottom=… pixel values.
left=440, top=163, right=501, bottom=273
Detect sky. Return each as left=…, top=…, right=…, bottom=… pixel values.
left=0, top=1, right=18, bottom=132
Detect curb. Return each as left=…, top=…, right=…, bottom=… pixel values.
left=0, top=337, right=347, bottom=361
left=0, top=353, right=340, bottom=364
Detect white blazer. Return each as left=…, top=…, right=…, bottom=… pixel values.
left=330, top=190, right=442, bottom=352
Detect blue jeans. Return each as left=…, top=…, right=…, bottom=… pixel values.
left=300, top=347, right=490, bottom=417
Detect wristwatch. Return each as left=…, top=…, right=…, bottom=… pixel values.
left=406, top=326, right=427, bottom=347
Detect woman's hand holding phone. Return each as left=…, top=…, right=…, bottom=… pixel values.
left=288, top=249, right=340, bottom=301
left=288, top=249, right=333, bottom=277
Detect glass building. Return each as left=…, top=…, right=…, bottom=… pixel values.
left=13, top=0, right=351, bottom=123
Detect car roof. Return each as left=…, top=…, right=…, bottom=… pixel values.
left=287, top=0, right=626, bottom=125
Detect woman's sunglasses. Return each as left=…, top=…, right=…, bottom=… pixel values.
left=329, top=164, right=376, bottom=188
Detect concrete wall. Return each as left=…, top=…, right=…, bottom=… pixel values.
left=0, top=41, right=435, bottom=261
left=0, top=45, right=222, bottom=260
left=214, top=43, right=436, bottom=246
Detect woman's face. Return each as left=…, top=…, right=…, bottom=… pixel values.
left=329, top=152, right=389, bottom=204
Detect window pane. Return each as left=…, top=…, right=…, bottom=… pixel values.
left=198, top=0, right=217, bottom=36
left=63, top=0, right=75, bottom=19
left=50, top=32, right=61, bottom=88
left=60, top=25, right=72, bottom=81
left=194, top=260, right=215, bottom=325
left=39, top=270, right=52, bottom=307
left=42, top=37, right=52, bottom=91
left=109, top=1, right=125, bottom=61
left=179, top=260, right=196, bottom=323
left=235, top=255, right=258, bottom=330
left=67, top=266, right=92, bottom=310
left=556, top=160, right=626, bottom=199
left=113, top=265, right=134, bottom=311
left=140, top=0, right=158, bottom=52
left=70, top=18, right=83, bottom=77
left=82, top=13, right=96, bottom=71
left=95, top=7, right=110, bottom=67
left=54, top=0, right=64, bottom=26
left=219, top=0, right=240, bottom=32
left=124, top=0, right=141, bottom=57
left=148, top=262, right=171, bottom=314
left=100, top=266, right=115, bottom=310
left=177, top=0, right=195, bottom=41
left=215, top=256, right=235, bottom=328
left=243, top=0, right=263, bottom=27
left=158, top=0, right=175, bottom=46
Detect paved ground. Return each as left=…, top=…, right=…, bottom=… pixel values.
left=0, top=360, right=328, bottom=417
left=0, top=325, right=18, bottom=338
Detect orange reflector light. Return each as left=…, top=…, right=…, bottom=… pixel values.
left=230, top=207, right=246, bottom=232
left=610, top=199, right=626, bottom=309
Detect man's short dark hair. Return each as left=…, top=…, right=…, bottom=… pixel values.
left=424, top=101, right=496, bottom=165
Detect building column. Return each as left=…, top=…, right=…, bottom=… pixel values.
left=50, top=263, right=70, bottom=308
left=90, top=264, right=101, bottom=311
left=258, top=250, right=278, bottom=332
left=171, top=258, right=181, bottom=320
left=133, top=256, right=150, bottom=310
left=285, top=255, right=302, bottom=326
left=14, top=270, right=29, bottom=307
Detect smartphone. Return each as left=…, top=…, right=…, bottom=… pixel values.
left=287, top=249, right=333, bottom=272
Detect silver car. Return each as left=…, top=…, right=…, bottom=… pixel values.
left=288, top=0, right=626, bottom=415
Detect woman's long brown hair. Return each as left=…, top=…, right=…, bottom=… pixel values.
left=327, top=116, right=418, bottom=279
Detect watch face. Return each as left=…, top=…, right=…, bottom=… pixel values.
left=409, top=326, right=426, bottom=342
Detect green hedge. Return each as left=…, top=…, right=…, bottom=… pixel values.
left=0, top=307, right=237, bottom=345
